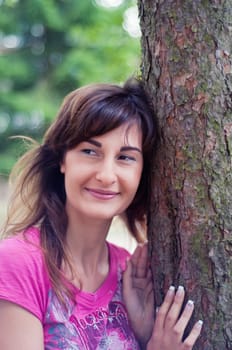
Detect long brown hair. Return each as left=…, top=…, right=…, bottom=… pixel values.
left=2, top=78, right=158, bottom=300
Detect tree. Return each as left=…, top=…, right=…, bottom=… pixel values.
left=138, top=1, right=232, bottom=348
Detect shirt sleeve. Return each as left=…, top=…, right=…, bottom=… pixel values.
left=0, top=231, right=50, bottom=322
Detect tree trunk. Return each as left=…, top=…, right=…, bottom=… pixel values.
left=138, top=1, right=232, bottom=348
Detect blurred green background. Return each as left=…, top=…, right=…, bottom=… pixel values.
left=0, top=0, right=140, bottom=220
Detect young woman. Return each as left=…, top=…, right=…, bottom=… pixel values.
left=0, top=79, right=202, bottom=349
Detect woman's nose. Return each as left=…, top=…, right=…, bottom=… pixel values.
left=95, top=159, right=117, bottom=185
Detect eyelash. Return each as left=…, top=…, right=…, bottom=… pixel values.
left=81, top=149, right=97, bottom=156
left=118, top=154, right=136, bottom=162
left=81, top=149, right=136, bottom=162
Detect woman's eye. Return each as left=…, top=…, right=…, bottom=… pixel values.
left=119, top=154, right=136, bottom=162
left=81, top=149, right=97, bottom=156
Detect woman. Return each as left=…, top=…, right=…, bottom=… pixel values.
left=0, top=79, right=202, bottom=349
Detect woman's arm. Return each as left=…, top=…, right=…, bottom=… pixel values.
left=0, top=300, right=44, bottom=350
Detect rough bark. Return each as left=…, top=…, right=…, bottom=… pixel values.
left=138, top=1, right=232, bottom=349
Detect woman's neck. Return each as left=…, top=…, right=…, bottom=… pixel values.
left=64, top=215, right=112, bottom=287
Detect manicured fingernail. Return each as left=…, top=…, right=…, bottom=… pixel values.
left=156, top=306, right=159, bottom=313
left=167, top=285, right=175, bottom=295
left=177, top=285, right=184, bottom=295
left=187, top=300, right=194, bottom=307
left=197, top=320, right=203, bottom=328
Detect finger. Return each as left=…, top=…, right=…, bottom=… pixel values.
left=165, top=285, right=185, bottom=329
left=171, top=300, right=195, bottom=343
left=174, top=299, right=195, bottom=334
left=132, top=277, right=152, bottom=293
left=131, top=269, right=153, bottom=290
left=153, top=285, right=176, bottom=332
left=136, top=243, right=149, bottom=278
left=130, top=245, right=141, bottom=276
left=131, top=245, right=141, bottom=263
left=182, top=320, right=203, bottom=350
left=144, top=280, right=154, bottom=306
left=131, top=243, right=148, bottom=278
left=122, top=258, right=133, bottom=296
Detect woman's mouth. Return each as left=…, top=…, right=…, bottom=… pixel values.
left=85, top=188, right=120, bottom=200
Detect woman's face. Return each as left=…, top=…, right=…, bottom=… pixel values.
left=60, top=122, right=143, bottom=223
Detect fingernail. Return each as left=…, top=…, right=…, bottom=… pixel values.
left=187, top=300, right=194, bottom=307
left=197, top=320, right=203, bottom=328
left=168, top=285, right=175, bottom=295
left=177, top=285, right=184, bottom=295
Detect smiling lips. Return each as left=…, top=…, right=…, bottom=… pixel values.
left=85, top=188, right=120, bottom=200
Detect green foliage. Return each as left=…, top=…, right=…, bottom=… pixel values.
left=0, top=0, right=140, bottom=175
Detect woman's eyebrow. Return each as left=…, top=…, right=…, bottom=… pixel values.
left=86, top=139, right=101, bottom=147
left=120, top=146, right=142, bottom=153
left=86, top=139, right=142, bottom=153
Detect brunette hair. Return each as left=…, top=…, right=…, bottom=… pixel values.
left=2, top=78, right=158, bottom=300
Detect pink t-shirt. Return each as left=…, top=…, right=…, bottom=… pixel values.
left=0, top=227, right=140, bottom=350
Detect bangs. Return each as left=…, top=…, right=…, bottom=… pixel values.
left=49, top=80, right=157, bottom=157
left=80, top=94, right=140, bottom=139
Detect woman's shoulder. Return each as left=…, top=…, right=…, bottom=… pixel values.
left=107, top=241, right=132, bottom=271
left=0, top=227, right=47, bottom=279
left=0, top=227, right=41, bottom=257
left=107, top=241, right=131, bottom=257
left=0, top=227, right=50, bottom=320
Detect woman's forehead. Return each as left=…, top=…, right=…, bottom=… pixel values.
left=88, top=122, right=143, bottom=147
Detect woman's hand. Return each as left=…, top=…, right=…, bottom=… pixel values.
left=147, top=285, right=203, bottom=350
left=123, top=243, right=154, bottom=347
